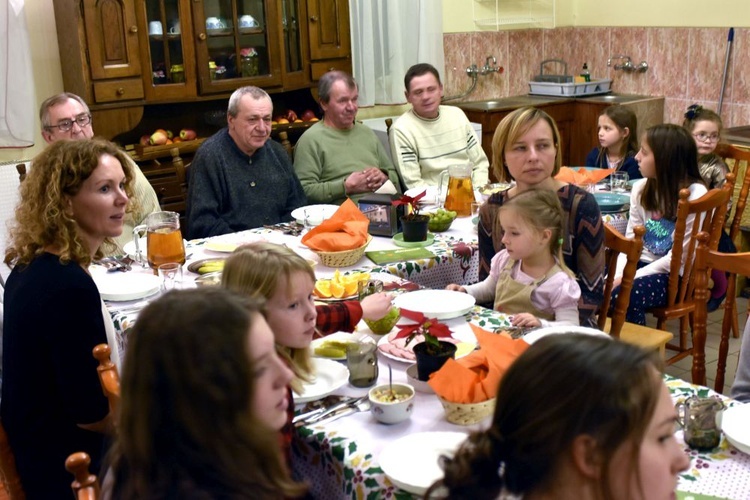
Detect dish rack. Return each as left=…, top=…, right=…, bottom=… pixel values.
left=528, top=59, right=612, bottom=97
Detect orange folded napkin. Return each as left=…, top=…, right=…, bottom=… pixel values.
left=555, top=166, right=615, bottom=185
left=428, top=324, right=530, bottom=403
left=301, top=199, right=370, bottom=251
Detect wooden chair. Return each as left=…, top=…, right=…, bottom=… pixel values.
left=93, top=344, right=120, bottom=419
left=0, top=421, right=24, bottom=499
left=15, top=164, right=26, bottom=183
left=65, top=452, right=100, bottom=500
left=693, top=231, right=750, bottom=390
left=598, top=225, right=673, bottom=357
left=277, top=131, right=294, bottom=160
left=654, top=177, right=735, bottom=368
left=714, top=143, right=750, bottom=339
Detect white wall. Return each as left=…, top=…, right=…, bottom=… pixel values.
left=444, top=0, right=750, bottom=33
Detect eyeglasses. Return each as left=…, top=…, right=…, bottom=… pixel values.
left=46, top=113, right=92, bottom=132
left=693, top=132, right=720, bottom=143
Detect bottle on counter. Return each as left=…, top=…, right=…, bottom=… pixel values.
left=580, top=63, right=591, bottom=82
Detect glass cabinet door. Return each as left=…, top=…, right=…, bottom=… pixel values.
left=279, top=0, right=309, bottom=88
left=193, top=0, right=282, bottom=94
left=142, top=0, right=197, bottom=99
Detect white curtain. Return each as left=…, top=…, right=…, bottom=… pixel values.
left=350, top=0, right=444, bottom=107
left=0, top=0, right=34, bottom=148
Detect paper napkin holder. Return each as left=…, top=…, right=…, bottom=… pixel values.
left=358, top=194, right=404, bottom=237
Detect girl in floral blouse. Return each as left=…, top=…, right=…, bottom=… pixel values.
left=612, top=124, right=706, bottom=324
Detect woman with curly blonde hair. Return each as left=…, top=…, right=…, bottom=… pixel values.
left=2, top=138, right=133, bottom=498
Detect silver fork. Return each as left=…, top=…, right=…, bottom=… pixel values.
left=310, top=397, right=371, bottom=426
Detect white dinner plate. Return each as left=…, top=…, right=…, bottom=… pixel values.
left=393, top=290, right=476, bottom=320
left=293, top=357, right=349, bottom=404
left=522, top=325, right=610, bottom=344
left=310, top=332, right=375, bottom=361
left=380, top=432, right=467, bottom=495
left=720, top=403, right=750, bottom=455
left=93, top=272, right=162, bottom=302
left=291, top=204, right=339, bottom=226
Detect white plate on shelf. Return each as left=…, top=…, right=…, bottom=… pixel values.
left=310, top=332, right=375, bottom=361
left=380, top=432, right=467, bottom=495
left=93, top=273, right=162, bottom=302
left=721, top=404, right=750, bottom=455
left=393, top=290, right=475, bottom=320
left=292, top=358, right=349, bottom=404
left=522, top=325, right=610, bottom=344
left=291, top=204, right=339, bottom=226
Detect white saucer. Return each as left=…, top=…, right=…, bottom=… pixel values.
left=93, top=273, right=162, bottom=301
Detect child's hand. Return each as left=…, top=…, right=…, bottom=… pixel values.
left=445, top=284, right=467, bottom=293
left=511, top=313, right=541, bottom=328
left=361, top=292, right=394, bottom=320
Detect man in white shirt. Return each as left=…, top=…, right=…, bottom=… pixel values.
left=389, top=63, right=489, bottom=190
left=39, top=92, right=161, bottom=255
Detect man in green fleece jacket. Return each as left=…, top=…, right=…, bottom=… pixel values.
left=293, top=71, right=401, bottom=205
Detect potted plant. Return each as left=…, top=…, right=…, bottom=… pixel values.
left=394, top=309, right=457, bottom=381
left=393, top=190, right=430, bottom=242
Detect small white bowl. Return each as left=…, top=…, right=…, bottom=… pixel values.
left=406, top=364, right=434, bottom=394
left=368, top=383, right=415, bottom=424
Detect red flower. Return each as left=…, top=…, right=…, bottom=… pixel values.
left=393, top=308, right=453, bottom=351
left=393, top=190, right=426, bottom=218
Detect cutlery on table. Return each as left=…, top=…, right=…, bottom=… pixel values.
left=294, top=396, right=365, bottom=427
left=308, top=397, right=371, bottom=427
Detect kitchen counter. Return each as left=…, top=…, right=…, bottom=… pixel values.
left=456, top=93, right=665, bottom=168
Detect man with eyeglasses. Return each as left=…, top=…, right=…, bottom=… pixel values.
left=186, top=86, right=306, bottom=239
left=40, top=93, right=160, bottom=255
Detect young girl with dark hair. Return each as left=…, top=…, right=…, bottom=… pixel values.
left=612, top=124, right=706, bottom=324
left=585, top=105, right=641, bottom=180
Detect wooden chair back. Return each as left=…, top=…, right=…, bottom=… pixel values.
left=713, top=143, right=750, bottom=339
left=15, top=164, right=26, bottom=183
left=277, top=131, right=294, bottom=160
left=693, top=231, right=750, bottom=391
left=599, top=224, right=646, bottom=337
left=653, top=176, right=734, bottom=366
left=0, top=420, right=24, bottom=499
left=65, top=452, right=100, bottom=500
left=93, top=344, right=121, bottom=419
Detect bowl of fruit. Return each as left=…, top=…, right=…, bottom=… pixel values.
left=426, top=208, right=457, bottom=233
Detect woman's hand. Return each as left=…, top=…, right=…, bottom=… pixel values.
left=445, top=284, right=467, bottom=293
left=361, top=292, right=394, bottom=320
left=511, top=313, right=541, bottom=328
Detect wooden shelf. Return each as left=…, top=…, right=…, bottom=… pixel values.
left=127, top=138, right=206, bottom=161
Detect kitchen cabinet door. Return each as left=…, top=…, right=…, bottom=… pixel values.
left=192, top=0, right=284, bottom=94
left=82, top=0, right=142, bottom=80
left=137, top=0, right=198, bottom=101
left=307, top=0, right=350, bottom=62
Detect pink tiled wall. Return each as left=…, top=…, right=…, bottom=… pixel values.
left=444, top=27, right=750, bottom=128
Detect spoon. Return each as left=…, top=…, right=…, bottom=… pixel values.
left=388, top=363, right=395, bottom=402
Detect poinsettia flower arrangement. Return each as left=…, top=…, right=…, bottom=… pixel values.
left=393, top=190, right=426, bottom=219
left=393, top=308, right=453, bottom=355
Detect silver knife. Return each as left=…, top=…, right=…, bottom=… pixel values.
left=293, top=396, right=360, bottom=426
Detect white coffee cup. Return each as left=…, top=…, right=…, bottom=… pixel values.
left=148, top=21, right=163, bottom=35
left=205, top=16, right=225, bottom=30
left=168, top=21, right=180, bottom=34
left=239, top=14, right=258, bottom=28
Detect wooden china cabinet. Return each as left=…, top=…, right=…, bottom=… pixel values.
left=52, top=0, right=351, bottom=214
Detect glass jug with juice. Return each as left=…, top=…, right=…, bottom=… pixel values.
left=133, top=211, right=186, bottom=273
left=439, top=164, right=474, bottom=216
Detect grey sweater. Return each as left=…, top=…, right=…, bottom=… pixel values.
left=186, top=129, right=307, bottom=239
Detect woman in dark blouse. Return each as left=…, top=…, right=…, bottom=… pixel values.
left=477, top=107, right=605, bottom=327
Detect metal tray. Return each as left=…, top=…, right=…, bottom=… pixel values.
left=528, top=78, right=613, bottom=97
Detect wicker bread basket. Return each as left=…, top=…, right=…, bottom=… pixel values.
left=314, top=235, right=373, bottom=268
left=439, top=396, right=496, bottom=426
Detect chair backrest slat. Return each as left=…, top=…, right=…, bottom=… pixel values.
left=715, top=143, right=750, bottom=242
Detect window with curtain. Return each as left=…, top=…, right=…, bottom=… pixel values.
left=0, top=0, right=35, bottom=148
left=350, top=0, right=444, bottom=107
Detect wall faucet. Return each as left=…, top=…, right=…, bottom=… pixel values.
left=608, top=55, right=649, bottom=73
left=445, top=56, right=503, bottom=102
left=481, top=55, right=500, bottom=75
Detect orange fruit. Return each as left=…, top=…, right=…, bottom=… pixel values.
left=314, top=280, right=332, bottom=298
left=343, top=281, right=359, bottom=296
left=330, top=280, right=346, bottom=298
